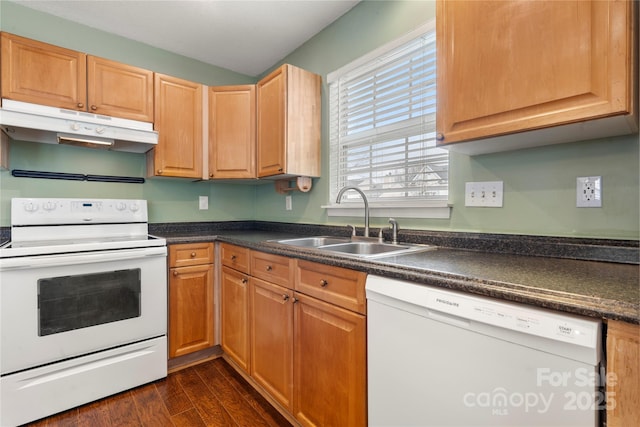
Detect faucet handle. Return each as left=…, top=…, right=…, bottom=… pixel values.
left=347, top=224, right=356, bottom=236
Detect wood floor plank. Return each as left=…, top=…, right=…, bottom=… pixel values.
left=195, top=361, right=271, bottom=427
left=155, top=372, right=195, bottom=416
left=211, top=359, right=292, bottom=427
left=173, top=367, right=236, bottom=427
left=77, top=399, right=112, bottom=427
left=170, top=408, right=207, bottom=427
left=28, top=408, right=78, bottom=427
left=103, top=391, right=142, bottom=427
left=130, top=382, right=174, bottom=427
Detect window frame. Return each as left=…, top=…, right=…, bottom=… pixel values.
left=324, top=20, right=450, bottom=219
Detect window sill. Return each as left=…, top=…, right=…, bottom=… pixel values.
left=322, top=202, right=451, bottom=219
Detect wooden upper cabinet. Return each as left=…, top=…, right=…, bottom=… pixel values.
left=150, top=73, right=203, bottom=178
left=1, top=33, right=154, bottom=122
left=257, top=64, right=321, bottom=178
left=208, top=85, right=256, bottom=179
left=87, top=56, right=153, bottom=122
left=1, top=32, right=86, bottom=110
left=436, top=0, right=638, bottom=153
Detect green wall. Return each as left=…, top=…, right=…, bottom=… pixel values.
left=255, top=0, right=640, bottom=240
left=0, top=0, right=256, bottom=225
left=1, top=0, right=638, bottom=240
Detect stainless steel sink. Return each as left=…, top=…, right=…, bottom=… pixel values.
left=273, top=236, right=435, bottom=258
left=274, top=236, right=351, bottom=247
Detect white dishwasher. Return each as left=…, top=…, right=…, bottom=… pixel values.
left=366, top=275, right=603, bottom=427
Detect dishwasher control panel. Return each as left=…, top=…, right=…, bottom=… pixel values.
left=365, top=275, right=599, bottom=348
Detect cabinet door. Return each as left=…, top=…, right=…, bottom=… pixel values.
left=250, top=278, right=294, bottom=411
left=1, top=32, right=86, bottom=110
left=220, top=265, right=251, bottom=372
left=151, top=73, right=203, bottom=178
left=257, top=65, right=286, bottom=177
left=436, top=0, right=636, bottom=145
left=169, top=264, right=214, bottom=358
left=208, top=85, right=256, bottom=179
left=606, top=320, right=640, bottom=427
left=87, top=56, right=154, bottom=122
left=294, top=292, right=366, bottom=427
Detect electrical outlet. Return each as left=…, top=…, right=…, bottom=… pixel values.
left=285, top=195, right=292, bottom=211
left=465, top=181, right=504, bottom=207
left=576, top=176, right=602, bottom=208
left=199, top=196, right=208, bottom=210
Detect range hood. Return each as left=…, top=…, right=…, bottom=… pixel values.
left=0, top=99, right=158, bottom=153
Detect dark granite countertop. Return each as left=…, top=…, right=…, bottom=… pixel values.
left=154, top=223, right=640, bottom=325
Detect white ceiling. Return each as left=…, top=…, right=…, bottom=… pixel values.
left=9, top=0, right=360, bottom=76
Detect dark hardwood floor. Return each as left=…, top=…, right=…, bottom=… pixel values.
left=26, top=358, right=292, bottom=427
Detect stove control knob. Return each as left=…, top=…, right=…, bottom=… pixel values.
left=70, top=123, right=80, bottom=131
left=43, top=201, right=56, bottom=211
left=96, top=127, right=106, bottom=134
left=115, top=202, right=127, bottom=211
left=129, top=203, right=140, bottom=212
left=24, top=202, right=39, bottom=212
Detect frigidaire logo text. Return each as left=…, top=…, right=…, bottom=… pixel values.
left=435, top=298, right=459, bottom=308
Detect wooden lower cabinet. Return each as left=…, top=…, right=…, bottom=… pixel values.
left=168, top=243, right=215, bottom=359
left=606, top=320, right=640, bottom=426
left=221, top=265, right=251, bottom=372
left=169, top=264, right=214, bottom=357
left=293, top=292, right=366, bottom=427
left=250, top=277, right=294, bottom=411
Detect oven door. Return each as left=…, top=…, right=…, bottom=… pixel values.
left=0, top=246, right=167, bottom=375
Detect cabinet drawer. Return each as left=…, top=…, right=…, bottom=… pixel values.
left=295, top=260, right=366, bottom=314
left=169, top=243, right=214, bottom=267
left=220, top=243, right=250, bottom=273
left=250, top=251, right=293, bottom=288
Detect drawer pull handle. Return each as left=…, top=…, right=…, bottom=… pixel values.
left=241, top=278, right=248, bottom=284
left=320, top=279, right=328, bottom=287
left=293, top=297, right=299, bottom=304
left=77, top=103, right=84, bottom=109
left=231, top=255, right=237, bottom=260
left=190, top=252, right=196, bottom=257
left=283, top=294, right=290, bottom=301
left=266, top=265, right=272, bottom=271
left=173, top=270, right=178, bottom=276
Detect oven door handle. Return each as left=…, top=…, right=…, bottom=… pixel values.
left=0, top=247, right=167, bottom=270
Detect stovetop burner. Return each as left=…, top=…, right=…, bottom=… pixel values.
left=1, top=198, right=165, bottom=258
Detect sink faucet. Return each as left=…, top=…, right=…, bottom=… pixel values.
left=388, top=218, right=399, bottom=244
left=336, top=186, right=370, bottom=237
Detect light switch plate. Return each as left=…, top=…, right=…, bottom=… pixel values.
left=199, top=196, right=208, bottom=210
left=465, top=181, right=504, bottom=207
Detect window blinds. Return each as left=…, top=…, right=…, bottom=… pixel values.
left=329, top=27, right=448, bottom=205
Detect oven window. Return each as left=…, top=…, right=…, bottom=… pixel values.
left=38, top=269, right=141, bottom=336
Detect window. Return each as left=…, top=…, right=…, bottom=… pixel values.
left=327, top=21, right=449, bottom=219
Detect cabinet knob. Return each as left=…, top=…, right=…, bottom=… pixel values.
left=292, top=297, right=299, bottom=304
left=231, top=255, right=237, bottom=261
left=157, top=170, right=163, bottom=174
left=283, top=294, right=290, bottom=301
left=190, top=252, right=196, bottom=257
left=278, top=168, right=283, bottom=172
left=209, top=173, right=214, bottom=178
left=77, top=103, right=84, bottom=109
left=436, top=133, right=445, bottom=141
left=241, top=278, right=248, bottom=284
left=320, top=279, right=328, bottom=287
left=90, top=105, right=97, bottom=111
left=266, top=265, right=273, bottom=271
left=172, top=270, right=178, bottom=276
